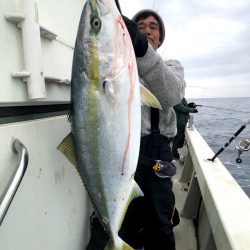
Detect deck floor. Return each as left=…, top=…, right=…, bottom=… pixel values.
left=173, top=158, right=197, bottom=250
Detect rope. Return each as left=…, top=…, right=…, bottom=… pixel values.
left=152, top=0, right=157, bottom=9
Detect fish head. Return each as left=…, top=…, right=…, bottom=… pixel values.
left=72, top=0, right=137, bottom=106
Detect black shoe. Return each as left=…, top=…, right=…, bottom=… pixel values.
left=172, top=208, right=180, bottom=227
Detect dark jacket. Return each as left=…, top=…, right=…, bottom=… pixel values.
left=174, top=98, right=196, bottom=125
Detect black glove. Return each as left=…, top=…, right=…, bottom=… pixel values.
left=192, top=108, right=198, bottom=113
left=153, top=160, right=176, bottom=178
left=188, top=102, right=196, bottom=108
left=122, top=15, right=148, bottom=57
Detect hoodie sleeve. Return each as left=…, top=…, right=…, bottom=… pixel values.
left=136, top=44, right=186, bottom=109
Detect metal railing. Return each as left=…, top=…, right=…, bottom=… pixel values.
left=182, top=126, right=250, bottom=250
left=0, top=139, right=29, bottom=226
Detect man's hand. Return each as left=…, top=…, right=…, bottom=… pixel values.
left=122, top=15, right=148, bottom=57
left=188, top=102, right=196, bottom=108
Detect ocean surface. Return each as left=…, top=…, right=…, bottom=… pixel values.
left=190, top=97, right=250, bottom=198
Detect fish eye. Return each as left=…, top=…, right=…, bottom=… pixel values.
left=91, top=15, right=101, bottom=32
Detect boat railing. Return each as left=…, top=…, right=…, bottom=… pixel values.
left=0, top=139, right=29, bottom=226
left=180, top=116, right=250, bottom=250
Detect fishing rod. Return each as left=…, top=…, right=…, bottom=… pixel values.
left=208, top=119, right=250, bottom=162
left=152, top=0, right=157, bottom=9
left=195, top=104, right=250, bottom=114
left=115, top=0, right=122, bottom=14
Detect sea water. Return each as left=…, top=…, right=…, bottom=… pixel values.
left=190, top=97, right=250, bottom=197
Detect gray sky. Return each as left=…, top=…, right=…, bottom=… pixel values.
left=120, top=0, right=250, bottom=98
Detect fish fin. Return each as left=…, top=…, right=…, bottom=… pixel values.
left=57, top=134, right=105, bottom=226
left=119, top=181, right=143, bottom=228
left=104, top=240, right=133, bottom=250
left=103, top=80, right=117, bottom=104
left=110, top=182, right=143, bottom=249
left=57, top=134, right=103, bottom=224
left=128, top=181, right=144, bottom=201
left=57, top=132, right=78, bottom=169
left=122, top=243, right=135, bottom=250
left=140, top=84, right=162, bottom=110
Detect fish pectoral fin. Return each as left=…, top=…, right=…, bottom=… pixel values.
left=140, top=84, right=162, bottom=110
left=57, top=132, right=78, bottom=169
left=103, top=80, right=117, bottom=104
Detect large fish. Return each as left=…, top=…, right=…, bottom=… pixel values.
left=58, top=0, right=161, bottom=248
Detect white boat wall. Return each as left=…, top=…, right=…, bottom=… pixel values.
left=0, top=0, right=92, bottom=249
left=1, top=0, right=250, bottom=250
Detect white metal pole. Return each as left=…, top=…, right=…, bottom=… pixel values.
left=21, top=0, right=46, bottom=99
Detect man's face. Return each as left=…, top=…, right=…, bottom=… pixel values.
left=137, top=15, right=161, bottom=50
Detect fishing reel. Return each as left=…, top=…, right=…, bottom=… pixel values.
left=235, top=139, right=250, bottom=163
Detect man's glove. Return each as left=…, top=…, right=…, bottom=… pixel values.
left=122, top=15, right=148, bottom=57
left=153, top=160, right=176, bottom=178
left=188, top=102, right=196, bottom=108
left=192, top=108, right=198, bottom=113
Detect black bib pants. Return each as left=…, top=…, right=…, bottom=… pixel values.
left=134, top=132, right=176, bottom=250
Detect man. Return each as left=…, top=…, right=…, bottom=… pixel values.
left=122, top=10, right=185, bottom=250
left=87, top=9, right=185, bottom=250
left=172, top=98, right=198, bottom=159
left=123, top=10, right=185, bottom=140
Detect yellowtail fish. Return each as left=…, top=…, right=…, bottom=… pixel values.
left=58, top=0, right=161, bottom=248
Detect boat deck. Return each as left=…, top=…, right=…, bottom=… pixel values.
left=173, top=158, right=197, bottom=250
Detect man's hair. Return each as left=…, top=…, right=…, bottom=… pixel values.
left=132, top=9, right=165, bottom=46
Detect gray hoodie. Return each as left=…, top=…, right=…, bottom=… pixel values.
left=137, top=45, right=186, bottom=138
